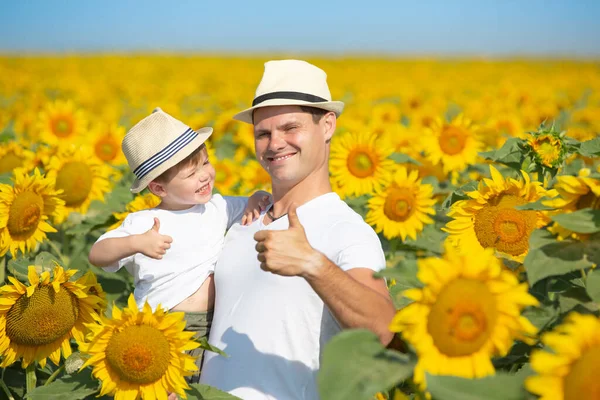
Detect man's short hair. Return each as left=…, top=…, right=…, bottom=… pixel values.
left=299, top=106, right=329, bottom=124
left=153, top=143, right=206, bottom=183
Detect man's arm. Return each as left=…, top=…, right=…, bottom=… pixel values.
left=89, top=217, right=173, bottom=267
left=254, top=206, right=396, bottom=345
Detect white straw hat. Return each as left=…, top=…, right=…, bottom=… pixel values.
left=233, top=60, right=345, bottom=124
left=122, top=107, right=213, bottom=193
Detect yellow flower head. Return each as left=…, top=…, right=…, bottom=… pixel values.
left=526, top=313, right=600, bottom=400
left=0, top=168, right=65, bottom=257
left=0, top=142, right=37, bottom=175
left=0, top=265, right=103, bottom=368
left=390, top=245, right=538, bottom=388
left=365, top=167, right=436, bottom=241
left=443, top=165, right=555, bottom=262
left=527, top=132, right=564, bottom=168
left=90, top=123, right=127, bottom=166
left=213, top=158, right=242, bottom=196
left=109, top=192, right=161, bottom=231
left=35, top=100, right=88, bottom=146
left=46, top=145, right=113, bottom=223
left=78, top=294, right=200, bottom=400
left=422, top=114, right=483, bottom=175
left=330, top=131, right=395, bottom=198
left=238, top=159, right=272, bottom=196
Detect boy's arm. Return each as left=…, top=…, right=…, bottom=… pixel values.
left=89, top=217, right=173, bottom=268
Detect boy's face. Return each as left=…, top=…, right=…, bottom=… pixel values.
left=154, top=147, right=215, bottom=208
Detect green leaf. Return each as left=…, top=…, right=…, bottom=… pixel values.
left=0, top=172, right=12, bottom=185
left=578, top=137, right=600, bottom=157
left=7, top=256, right=32, bottom=281
left=318, top=330, right=414, bottom=400
left=390, top=153, right=422, bottom=165
left=25, top=372, right=98, bottom=399
left=426, top=372, right=528, bottom=400
left=550, top=208, right=600, bottom=234
left=521, top=306, right=557, bottom=330
left=525, top=230, right=594, bottom=285
left=34, top=251, right=63, bottom=270
left=196, top=337, right=228, bottom=357
left=404, top=224, right=447, bottom=254
left=479, top=138, right=524, bottom=169
left=187, top=383, right=242, bottom=399
left=441, top=181, right=478, bottom=209
left=585, top=268, right=600, bottom=304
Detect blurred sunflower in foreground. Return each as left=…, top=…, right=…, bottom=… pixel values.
left=526, top=313, right=600, bottom=400
left=366, top=167, right=436, bottom=241
left=390, top=245, right=538, bottom=388
left=443, top=166, right=556, bottom=262
left=78, top=295, right=199, bottom=400
left=109, top=192, right=161, bottom=230
left=0, top=168, right=65, bottom=257
left=0, top=265, right=103, bottom=368
left=0, top=142, right=36, bottom=175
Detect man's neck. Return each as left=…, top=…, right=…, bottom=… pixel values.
left=269, top=171, right=332, bottom=219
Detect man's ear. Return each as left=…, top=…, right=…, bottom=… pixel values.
left=323, top=111, right=337, bottom=143
left=147, top=181, right=167, bottom=197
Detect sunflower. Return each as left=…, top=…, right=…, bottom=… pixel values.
left=239, top=159, right=272, bottom=196
left=81, top=271, right=108, bottom=315
left=46, top=145, right=112, bottom=224
left=543, top=169, right=600, bottom=240
left=90, top=123, right=127, bottom=166
left=233, top=122, right=256, bottom=153
left=371, top=102, right=402, bottom=125
left=0, top=265, right=103, bottom=368
left=525, top=313, right=600, bottom=400
left=377, top=124, right=422, bottom=158
left=443, top=165, right=554, bottom=262
left=213, top=158, right=241, bottom=196
left=78, top=294, right=200, bottom=400
left=389, top=245, right=538, bottom=388
left=422, top=114, right=482, bottom=175
left=526, top=132, right=565, bottom=168
left=35, top=100, right=88, bottom=146
left=330, top=131, right=395, bottom=198
left=0, top=142, right=37, bottom=175
left=0, top=168, right=65, bottom=257
left=365, top=167, right=436, bottom=240
left=108, top=192, right=161, bottom=231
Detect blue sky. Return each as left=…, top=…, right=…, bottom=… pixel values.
left=1, top=0, right=599, bottom=56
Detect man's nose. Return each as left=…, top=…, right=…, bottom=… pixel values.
left=268, top=131, right=286, bottom=151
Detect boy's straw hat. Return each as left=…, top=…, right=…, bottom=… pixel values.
left=233, top=60, right=344, bottom=124
left=122, top=108, right=213, bottom=193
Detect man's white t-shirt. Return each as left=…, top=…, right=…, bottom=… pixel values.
left=95, top=194, right=247, bottom=311
left=200, top=192, right=386, bottom=400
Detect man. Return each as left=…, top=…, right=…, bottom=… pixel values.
left=200, top=59, right=396, bottom=399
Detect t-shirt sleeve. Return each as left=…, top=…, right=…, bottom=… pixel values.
left=222, top=196, right=249, bottom=230
left=95, top=213, right=153, bottom=272
left=329, top=220, right=386, bottom=272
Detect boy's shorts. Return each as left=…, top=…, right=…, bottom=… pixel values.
left=183, top=310, right=213, bottom=384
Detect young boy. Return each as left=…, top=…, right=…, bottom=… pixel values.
left=88, top=107, right=269, bottom=382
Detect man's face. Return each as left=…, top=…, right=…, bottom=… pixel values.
left=253, top=105, right=333, bottom=187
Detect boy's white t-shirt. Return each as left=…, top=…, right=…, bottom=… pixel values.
left=200, top=192, right=386, bottom=400
left=95, top=194, right=247, bottom=311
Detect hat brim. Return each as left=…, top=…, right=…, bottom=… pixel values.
left=130, top=127, right=213, bottom=193
left=233, top=99, right=345, bottom=124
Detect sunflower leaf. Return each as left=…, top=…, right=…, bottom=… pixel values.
left=585, top=268, right=600, bottom=304
left=25, top=372, right=98, bottom=399
left=578, top=136, right=600, bottom=157
left=525, top=229, right=594, bottom=285
left=550, top=208, right=600, bottom=234
left=478, top=137, right=524, bottom=170
left=7, top=256, right=31, bottom=281
left=318, top=329, right=414, bottom=400
left=425, top=372, right=528, bottom=400
left=187, top=384, right=241, bottom=399
left=196, top=337, right=228, bottom=357
left=390, top=153, right=422, bottom=165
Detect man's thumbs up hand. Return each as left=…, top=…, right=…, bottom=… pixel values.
left=134, top=217, right=173, bottom=260
left=253, top=205, right=324, bottom=278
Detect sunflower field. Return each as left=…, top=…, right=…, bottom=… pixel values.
left=0, top=56, right=599, bottom=400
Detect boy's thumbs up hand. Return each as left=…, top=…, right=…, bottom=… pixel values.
left=134, top=217, right=173, bottom=260
left=253, top=204, right=324, bottom=278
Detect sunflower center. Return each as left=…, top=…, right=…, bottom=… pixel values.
left=7, top=190, right=44, bottom=241
left=106, top=325, right=170, bottom=384
left=0, top=151, right=24, bottom=174
left=563, top=344, right=600, bottom=400
left=576, top=192, right=600, bottom=210
left=347, top=150, right=376, bottom=178
left=473, top=195, right=537, bottom=256
left=51, top=117, right=74, bottom=138
left=384, top=187, right=415, bottom=222
left=6, top=285, right=79, bottom=346
left=439, top=125, right=467, bottom=156
left=94, top=136, right=119, bottom=162
left=427, top=278, right=497, bottom=357
left=55, top=161, right=93, bottom=207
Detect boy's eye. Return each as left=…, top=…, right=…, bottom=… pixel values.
left=203, top=159, right=210, bottom=165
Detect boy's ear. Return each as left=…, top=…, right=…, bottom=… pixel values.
left=147, top=181, right=167, bottom=197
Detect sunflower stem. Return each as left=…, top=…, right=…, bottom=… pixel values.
left=0, top=369, right=15, bottom=400
left=44, top=364, right=64, bottom=386
left=46, top=239, right=67, bottom=265
left=25, top=364, right=37, bottom=394
left=581, top=268, right=588, bottom=281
